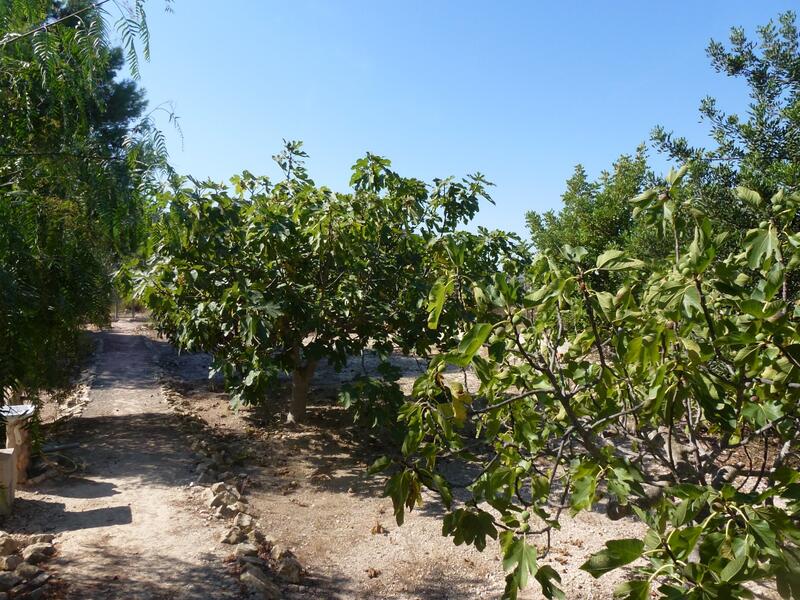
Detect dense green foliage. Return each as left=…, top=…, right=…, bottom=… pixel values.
left=136, top=142, right=525, bottom=422
left=379, top=13, right=800, bottom=600
left=389, top=169, right=800, bottom=598
left=526, top=148, right=670, bottom=274
left=0, top=1, right=168, bottom=395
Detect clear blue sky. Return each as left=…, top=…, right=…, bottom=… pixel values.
left=134, top=1, right=796, bottom=235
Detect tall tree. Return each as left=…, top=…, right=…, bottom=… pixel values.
left=526, top=147, right=666, bottom=263
left=0, top=0, right=169, bottom=395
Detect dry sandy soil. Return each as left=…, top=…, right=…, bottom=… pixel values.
left=5, top=319, right=240, bottom=599
left=3, top=319, right=779, bottom=599
left=155, top=327, right=646, bottom=599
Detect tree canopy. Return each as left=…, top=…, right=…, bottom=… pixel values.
left=135, top=142, right=526, bottom=423
left=0, top=0, right=168, bottom=394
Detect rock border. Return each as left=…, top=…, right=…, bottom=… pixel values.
left=160, top=374, right=304, bottom=600
left=0, top=532, right=57, bottom=599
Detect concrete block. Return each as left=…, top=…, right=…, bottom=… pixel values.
left=0, top=449, right=17, bottom=515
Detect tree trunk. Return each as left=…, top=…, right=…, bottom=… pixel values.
left=286, top=360, right=318, bottom=424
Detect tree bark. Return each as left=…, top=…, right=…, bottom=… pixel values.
left=286, top=360, right=318, bottom=424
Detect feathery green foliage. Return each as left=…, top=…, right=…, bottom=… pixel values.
left=0, top=0, right=170, bottom=395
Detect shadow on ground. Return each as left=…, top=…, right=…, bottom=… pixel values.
left=51, top=545, right=237, bottom=600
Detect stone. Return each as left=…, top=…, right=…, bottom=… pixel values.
left=237, top=555, right=263, bottom=568
left=233, top=513, right=254, bottom=531
left=276, top=555, right=302, bottom=584
left=0, top=556, right=21, bottom=571
left=0, top=538, right=17, bottom=557
left=10, top=572, right=49, bottom=597
left=14, top=563, right=40, bottom=580
left=24, top=572, right=50, bottom=588
left=220, top=527, right=245, bottom=545
left=0, top=572, right=20, bottom=592
left=235, top=543, right=258, bottom=558
left=269, top=544, right=289, bottom=561
left=208, top=491, right=237, bottom=509
left=239, top=567, right=281, bottom=599
left=217, top=504, right=238, bottom=519
left=197, top=470, right=217, bottom=485
left=247, top=529, right=267, bottom=547
left=21, top=544, right=54, bottom=564
left=261, top=535, right=277, bottom=550
left=25, top=535, right=53, bottom=545
left=211, top=482, right=241, bottom=500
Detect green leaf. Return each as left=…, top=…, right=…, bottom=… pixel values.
left=427, top=277, right=453, bottom=329
left=667, top=164, right=689, bottom=188
left=682, top=284, right=702, bottom=317
left=630, top=188, right=658, bottom=206
left=667, top=526, right=703, bottom=560
left=535, top=565, right=565, bottom=600
left=736, top=186, right=763, bottom=208
left=448, top=323, right=493, bottom=367
left=570, top=463, right=599, bottom=514
left=562, top=245, right=588, bottom=263
left=432, top=473, right=453, bottom=509
left=720, top=536, right=749, bottom=582
left=581, top=539, right=644, bottom=578
left=745, top=226, right=781, bottom=270
left=501, top=532, right=538, bottom=589
left=242, top=369, right=260, bottom=387
left=596, top=249, right=645, bottom=271
left=367, top=455, right=391, bottom=475
left=613, top=579, right=650, bottom=600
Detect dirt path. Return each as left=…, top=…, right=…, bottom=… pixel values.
left=161, top=340, right=649, bottom=600
left=8, top=319, right=240, bottom=599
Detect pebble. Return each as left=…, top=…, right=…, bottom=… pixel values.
left=235, top=543, right=258, bottom=558
left=269, top=545, right=289, bottom=561
left=239, top=567, right=281, bottom=599
left=220, top=527, right=245, bottom=545
left=0, top=539, right=17, bottom=557
left=233, top=513, right=254, bottom=531
left=276, top=555, right=302, bottom=583
left=21, top=544, right=54, bottom=565
left=15, top=563, right=41, bottom=580
left=0, top=556, right=21, bottom=572
left=0, top=573, right=20, bottom=592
